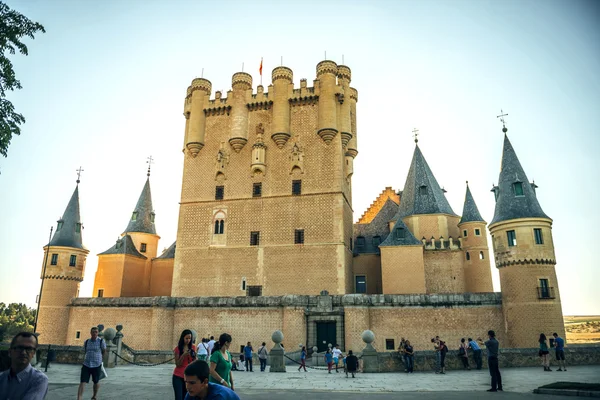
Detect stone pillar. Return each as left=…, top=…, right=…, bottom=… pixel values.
left=311, top=346, right=319, bottom=367
left=102, top=327, right=118, bottom=368
left=361, top=330, right=379, bottom=373
left=114, top=325, right=124, bottom=366
left=269, top=330, right=286, bottom=373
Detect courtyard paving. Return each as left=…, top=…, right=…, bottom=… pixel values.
left=42, top=363, right=600, bottom=399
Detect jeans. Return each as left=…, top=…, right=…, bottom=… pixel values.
left=172, top=375, right=186, bottom=400
left=440, top=351, right=446, bottom=369
left=259, top=358, right=267, bottom=371
left=405, top=355, right=414, bottom=372
left=298, top=358, right=307, bottom=371
left=461, top=355, right=470, bottom=369
left=473, top=350, right=482, bottom=369
left=245, top=357, right=253, bottom=371
left=488, top=357, right=502, bottom=390
left=435, top=352, right=441, bottom=372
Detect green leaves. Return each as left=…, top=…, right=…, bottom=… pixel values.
left=0, top=302, right=35, bottom=342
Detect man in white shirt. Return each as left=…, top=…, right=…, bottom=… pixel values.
left=331, top=345, right=343, bottom=373
left=207, top=336, right=215, bottom=356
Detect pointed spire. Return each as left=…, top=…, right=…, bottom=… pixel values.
left=490, top=134, right=550, bottom=225
left=459, top=182, right=486, bottom=224
left=123, top=178, right=157, bottom=235
left=48, top=185, right=84, bottom=249
left=396, top=144, right=457, bottom=218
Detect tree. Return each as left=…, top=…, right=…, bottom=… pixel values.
left=0, top=1, right=45, bottom=160
left=0, top=302, right=35, bottom=342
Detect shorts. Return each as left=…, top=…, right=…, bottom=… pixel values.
left=555, top=350, right=565, bottom=360
left=81, top=365, right=101, bottom=384
left=333, top=357, right=339, bottom=364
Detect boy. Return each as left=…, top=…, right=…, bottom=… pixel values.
left=184, top=360, right=240, bottom=400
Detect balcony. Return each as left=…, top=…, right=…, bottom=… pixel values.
left=537, top=286, right=556, bottom=299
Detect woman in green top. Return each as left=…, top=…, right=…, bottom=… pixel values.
left=209, top=333, right=234, bottom=391
left=539, top=333, right=551, bottom=371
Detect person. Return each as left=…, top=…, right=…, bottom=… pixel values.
left=184, top=360, right=240, bottom=400
left=197, top=338, right=209, bottom=361
left=243, top=341, right=253, bottom=372
left=553, top=332, right=567, bottom=371
left=468, top=337, right=482, bottom=370
left=207, top=336, right=216, bottom=356
left=539, top=333, right=551, bottom=371
left=332, top=345, right=343, bottom=373
left=404, top=340, right=414, bottom=373
left=325, top=348, right=333, bottom=374
left=345, top=350, right=359, bottom=378
left=209, top=333, right=234, bottom=391
left=485, top=330, right=502, bottom=392
left=398, top=337, right=407, bottom=372
left=257, top=342, right=268, bottom=372
left=298, top=346, right=307, bottom=372
left=459, top=338, right=470, bottom=370
left=0, top=332, right=48, bottom=400
left=77, top=326, right=107, bottom=400
left=431, top=338, right=441, bottom=373
left=173, top=329, right=197, bottom=400
left=439, top=337, right=448, bottom=374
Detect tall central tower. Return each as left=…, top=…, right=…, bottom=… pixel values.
left=172, top=61, right=358, bottom=296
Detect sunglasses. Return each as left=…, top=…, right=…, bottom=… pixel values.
left=11, top=346, right=37, bottom=353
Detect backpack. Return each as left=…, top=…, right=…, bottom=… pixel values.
left=440, top=341, right=448, bottom=353
left=84, top=338, right=104, bottom=352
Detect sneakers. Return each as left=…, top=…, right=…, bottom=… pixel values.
left=557, top=368, right=562, bottom=371
left=487, top=389, right=497, bottom=392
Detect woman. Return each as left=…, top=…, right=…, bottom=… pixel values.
left=431, top=338, right=441, bottom=374
left=298, top=346, right=307, bottom=372
left=325, top=348, right=333, bottom=374
left=404, top=340, right=414, bottom=373
left=197, top=338, right=209, bottom=361
left=209, top=333, right=235, bottom=390
left=539, top=333, right=552, bottom=371
left=173, top=329, right=196, bottom=400
left=459, top=338, right=470, bottom=370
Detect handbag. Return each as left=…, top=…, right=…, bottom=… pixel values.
left=99, top=363, right=108, bottom=380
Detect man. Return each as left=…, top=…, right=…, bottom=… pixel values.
left=243, top=342, right=253, bottom=372
left=0, top=332, right=48, bottom=399
left=553, top=332, right=567, bottom=371
left=77, top=327, right=106, bottom=400
left=184, top=360, right=240, bottom=400
left=331, top=344, right=343, bottom=373
left=257, top=342, right=268, bottom=372
left=345, top=350, right=359, bottom=378
left=207, top=336, right=215, bottom=356
left=485, top=330, right=502, bottom=392
left=398, top=337, right=407, bottom=372
left=468, top=337, right=483, bottom=370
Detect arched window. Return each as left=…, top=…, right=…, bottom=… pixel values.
left=466, top=252, right=471, bottom=261
left=219, top=220, right=225, bottom=234
left=214, top=220, right=220, bottom=234
left=479, top=251, right=485, bottom=260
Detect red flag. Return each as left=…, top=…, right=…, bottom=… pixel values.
left=259, top=58, right=263, bottom=76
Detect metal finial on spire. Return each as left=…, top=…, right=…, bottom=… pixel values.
left=146, top=155, right=154, bottom=177
left=201, top=68, right=204, bottom=78
left=497, top=109, right=508, bottom=133
left=466, top=180, right=469, bottom=186
left=412, top=128, right=419, bottom=143
left=76, top=166, right=84, bottom=184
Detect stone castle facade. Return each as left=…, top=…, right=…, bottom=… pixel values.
left=36, top=61, right=565, bottom=353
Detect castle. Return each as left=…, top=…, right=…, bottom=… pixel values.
left=36, top=61, right=565, bottom=354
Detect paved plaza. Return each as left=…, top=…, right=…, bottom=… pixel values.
left=42, top=363, right=600, bottom=399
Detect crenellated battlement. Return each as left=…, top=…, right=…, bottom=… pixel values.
left=337, top=65, right=351, bottom=82
left=272, top=66, right=293, bottom=82
left=232, top=72, right=252, bottom=90
left=421, top=236, right=462, bottom=251
left=316, top=60, right=338, bottom=77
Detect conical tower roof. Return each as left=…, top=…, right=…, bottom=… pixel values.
left=459, top=183, right=486, bottom=224
left=123, top=178, right=156, bottom=235
left=490, top=134, right=550, bottom=225
left=47, top=185, right=85, bottom=249
left=396, top=144, right=457, bottom=218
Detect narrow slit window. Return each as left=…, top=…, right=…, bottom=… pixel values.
left=141, top=243, right=147, bottom=253
left=507, top=230, right=517, bottom=247
left=386, top=339, right=395, bottom=350
left=292, top=180, right=302, bottom=196
left=215, top=186, right=224, bottom=200
left=356, top=236, right=365, bottom=248
left=466, top=251, right=471, bottom=261
left=131, top=212, right=137, bottom=221
left=294, top=229, right=305, bottom=244
left=395, top=227, right=405, bottom=240
left=534, top=228, right=544, bottom=245
left=97, top=289, right=104, bottom=298
left=69, top=255, right=77, bottom=267
left=253, top=182, right=262, bottom=197
left=250, top=231, right=260, bottom=246
left=513, top=182, right=524, bottom=196
left=51, top=254, right=58, bottom=265
left=479, top=251, right=485, bottom=260
left=76, top=223, right=82, bottom=233
left=463, top=229, right=468, bottom=237
left=475, top=228, right=481, bottom=236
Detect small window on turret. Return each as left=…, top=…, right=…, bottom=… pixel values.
left=419, top=185, right=427, bottom=195
left=463, top=230, right=468, bottom=237
left=57, top=221, right=63, bottom=231
left=479, top=251, right=485, bottom=259
left=356, top=236, right=365, bottom=248
left=51, top=254, right=58, bottom=265
left=534, top=228, right=544, bottom=245
left=141, top=243, right=147, bottom=253
left=466, top=252, right=471, bottom=261
left=76, top=223, right=81, bottom=233
left=131, top=212, right=138, bottom=221
left=69, top=255, right=77, bottom=267
left=507, top=230, right=517, bottom=247
left=513, top=182, right=524, bottom=196
left=151, top=213, right=155, bottom=223
left=395, top=228, right=405, bottom=240
left=372, top=236, right=381, bottom=247
left=475, top=229, right=481, bottom=236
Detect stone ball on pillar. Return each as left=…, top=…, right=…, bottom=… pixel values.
left=328, top=343, right=332, bottom=349
left=272, top=330, right=284, bottom=344
left=190, top=330, right=198, bottom=344
left=361, top=330, right=375, bottom=344
left=312, top=346, right=318, bottom=353
left=103, top=327, right=116, bottom=341
left=116, top=324, right=123, bottom=332
left=97, top=324, right=105, bottom=332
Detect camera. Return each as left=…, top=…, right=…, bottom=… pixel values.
left=190, top=349, right=196, bottom=358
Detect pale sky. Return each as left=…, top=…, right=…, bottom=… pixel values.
left=0, top=0, right=598, bottom=315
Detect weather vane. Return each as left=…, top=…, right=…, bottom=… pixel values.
left=146, top=155, right=154, bottom=177
left=497, top=109, right=508, bottom=133
left=76, top=166, right=84, bottom=184
left=412, top=128, right=419, bottom=144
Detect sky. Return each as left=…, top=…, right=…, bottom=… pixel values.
left=0, top=0, right=598, bottom=315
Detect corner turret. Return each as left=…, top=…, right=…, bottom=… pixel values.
left=184, top=77, right=212, bottom=157
left=316, top=60, right=339, bottom=144
left=228, top=72, right=252, bottom=152
left=271, top=66, right=293, bottom=148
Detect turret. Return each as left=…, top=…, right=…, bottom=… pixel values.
left=271, top=66, right=293, bottom=148
left=458, top=182, right=493, bottom=293
left=346, top=87, right=359, bottom=156
left=489, top=128, right=564, bottom=348
left=251, top=123, right=267, bottom=175
left=184, top=78, right=212, bottom=157
left=228, top=72, right=252, bottom=152
left=316, top=60, right=338, bottom=144
left=37, top=181, right=89, bottom=345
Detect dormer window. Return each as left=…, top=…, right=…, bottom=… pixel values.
left=76, top=223, right=82, bottom=233
left=57, top=221, right=64, bottom=231
left=150, top=212, right=155, bottom=223
left=513, top=182, right=524, bottom=196
left=395, top=227, right=406, bottom=240
left=356, top=236, right=365, bottom=248
left=372, top=236, right=381, bottom=247
left=419, top=185, right=427, bottom=195
left=131, top=212, right=138, bottom=221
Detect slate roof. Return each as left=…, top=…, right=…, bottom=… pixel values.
left=490, top=134, right=550, bottom=225
left=396, top=145, right=457, bottom=218
left=98, top=234, right=147, bottom=259
left=459, top=183, right=486, bottom=224
left=379, top=215, right=422, bottom=247
left=47, top=185, right=85, bottom=249
left=123, top=178, right=156, bottom=235
left=156, top=241, right=176, bottom=259
left=354, top=199, right=399, bottom=254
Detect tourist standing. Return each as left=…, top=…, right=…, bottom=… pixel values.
left=257, top=342, right=268, bottom=372
left=325, top=348, right=333, bottom=374
left=209, top=333, right=234, bottom=391
left=298, top=346, right=307, bottom=372
left=0, top=332, right=48, bottom=400
left=485, top=330, right=502, bottom=392
left=184, top=360, right=240, bottom=400
left=345, top=350, right=359, bottom=378
left=332, top=344, right=343, bottom=373
left=468, top=337, right=482, bottom=370
left=77, top=326, right=107, bottom=400
left=173, top=329, right=197, bottom=400
left=198, top=338, right=209, bottom=361
left=459, top=338, right=470, bottom=370
left=243, top=342, right=253, bottom=372
left=404, top=340, right=414, bottom=373
left=553, top=333, right=567, bottom=371
left=207, top=336, right=216, bottom=356
left=438, top=338, right=448, bottom=374
left=431, top=338, right=441, bottom=374
left=539, top=333, right=551, bottom=371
